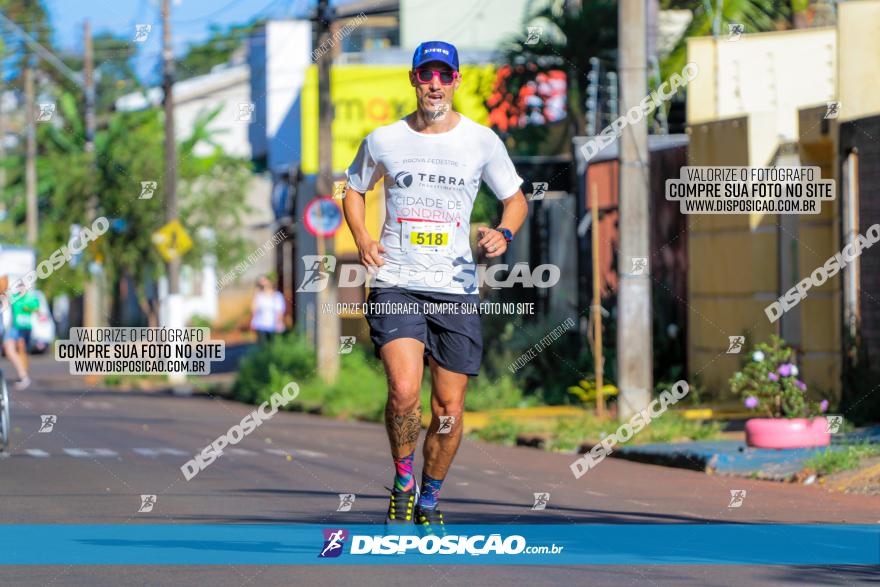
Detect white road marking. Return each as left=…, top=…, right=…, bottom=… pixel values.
left=24, top=449, right=50, bottom=458
left=585, top=490, right=606, bottom=497
left=264, top=448, right=327, bottom=458
left=265, top=448, right=294, bottom=457
left=483, top=469, right=498, bottom=475
left=133, top=448, right=188, bottom=457
left=228, top=448, right=258, bottom=455
left=64, top=448, right=119, bottom=458
left=295, top=449, right=328, bottom=458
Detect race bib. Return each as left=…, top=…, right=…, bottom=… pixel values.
left=400, top=220, right=454, bottom=255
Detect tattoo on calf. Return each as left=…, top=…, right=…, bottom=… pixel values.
left=386, top=403, right=422, bottom=448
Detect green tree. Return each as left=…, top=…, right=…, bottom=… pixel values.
left=1, top=93, right=252, bottom=323
left=0, top=0, right=53, bottom=87
left=498, top=0, right=618, bottom=154
left=175, top=22, right=261, bottom=80
left=57, top=33, right=142, bottom=111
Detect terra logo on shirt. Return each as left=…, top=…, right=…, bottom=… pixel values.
left=394, top=171, right=413, bottom=188
left=417, top=173, right=466, bottom=187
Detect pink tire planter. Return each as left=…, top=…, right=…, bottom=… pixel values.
left=745, top=417, right=830, bottom=449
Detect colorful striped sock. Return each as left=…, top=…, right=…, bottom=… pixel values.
left=393, top=450, right=415, bottom=492
left=418, top=472, right=444, bottom=509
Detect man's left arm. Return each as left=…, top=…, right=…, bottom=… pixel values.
left=477, top=191, right=528, bottom=258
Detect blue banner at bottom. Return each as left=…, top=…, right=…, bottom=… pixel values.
left=0, top=524, right=878, bottom=565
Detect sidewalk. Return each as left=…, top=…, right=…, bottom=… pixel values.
left=612, top=427, right=880, bottom=480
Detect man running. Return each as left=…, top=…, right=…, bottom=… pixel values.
left=343, top=41, right=528, bottom=532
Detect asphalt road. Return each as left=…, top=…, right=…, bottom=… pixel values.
left=1, top=355, right=879, bottom=586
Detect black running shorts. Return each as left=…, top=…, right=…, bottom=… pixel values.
left=365, top=286, right=483, bottom=376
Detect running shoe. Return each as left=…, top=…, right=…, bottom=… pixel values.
left=415, top=504, right=447, bottom=537
left=385, top=488, right=415, bottom=525
left=13, top=376, right=30, bottom=391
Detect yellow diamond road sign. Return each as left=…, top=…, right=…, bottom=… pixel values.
left=151, top=219, right=193, bottom=262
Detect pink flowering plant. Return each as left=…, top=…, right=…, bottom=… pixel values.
left=729, top=335, right=829, bottom=418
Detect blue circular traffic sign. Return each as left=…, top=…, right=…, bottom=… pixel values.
left=304, top=197, right=343, bottom=237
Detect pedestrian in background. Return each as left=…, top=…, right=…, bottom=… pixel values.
left=0, top=276, right=31, bottom=390
left=250, top=275, right=285, bottom=344
left=10, top=286, right=39, bottom=373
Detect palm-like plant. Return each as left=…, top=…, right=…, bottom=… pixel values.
left=498, top=0, right=618, bottom=152
left=497, top=0, right=792, bottom=154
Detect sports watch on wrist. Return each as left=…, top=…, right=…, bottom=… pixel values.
left=497, top=227, right=514, bottom=243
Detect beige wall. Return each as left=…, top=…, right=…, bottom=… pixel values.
left=682, top=2, right=880, bottom=402
left=837, top=1, right=880, bottom=121
left=687, top=113, right=841, bottom=400
left=687, top=28, right=836, bottom=140
left=687, top=116, right=779, bottom=399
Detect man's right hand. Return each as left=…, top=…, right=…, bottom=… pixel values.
left=356, top=238, right=386, bottom=268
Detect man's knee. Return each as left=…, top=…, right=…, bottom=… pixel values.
left=387, top=379, right=421, bottom=412
left=431, top=394, right=464, bottom=418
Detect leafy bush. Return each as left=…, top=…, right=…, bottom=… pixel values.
left=232, top=333, right=389, bottom=421
left=729, top=335, right=829, bottom=419
left=480, top=312, right=588, bottom=405
left=233, top=333, right=316, bottom=404
left=320, top=350, right=388, bottom=420
left=465, top=372, right=532, bottom=412
left=189, top=315, right=213, bottom=329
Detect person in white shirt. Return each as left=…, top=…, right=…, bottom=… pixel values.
left=250, top=276, right=285, bottom=344
left=343, top=40, right=528, bottom=532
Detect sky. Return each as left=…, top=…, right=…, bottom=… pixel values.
left=42, top=0, right=322, bottom=83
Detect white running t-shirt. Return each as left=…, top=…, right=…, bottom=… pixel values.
left=346, top=114, right=523, bottom=294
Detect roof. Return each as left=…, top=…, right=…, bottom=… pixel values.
left=115, top=64, right=250, bottom=111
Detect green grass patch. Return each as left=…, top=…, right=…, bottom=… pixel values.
left=804, top=444, right=880, bottom=476
left=543, top=412, right=723, bottom=452
left=468, top=412, right=723, bottom=452
left=469, top=416, right=529, bottom=445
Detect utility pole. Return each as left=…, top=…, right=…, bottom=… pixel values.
left=591, top=183, right=605, bottom=418
left=24, top=59, right=36, bottom=246
left=162, top=0, right=186, bottom=389
left=84, top=21, right=95, bottom=194
left=83, top=19, right=103, bottom=328
left=162, top=0, right=182, bottom=322
left=315, top=0, right=340, bottom=382
left=162, top=0, right=179, bottom=297
left=617, top=0, right=652, bottom=420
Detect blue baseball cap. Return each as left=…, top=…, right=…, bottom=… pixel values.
left=412, top=41, right=459, bottom=71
